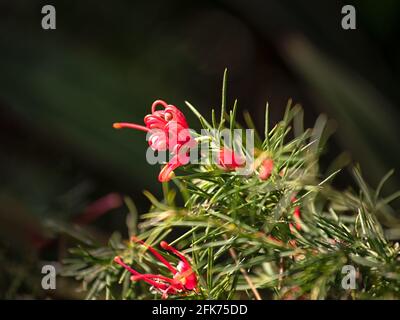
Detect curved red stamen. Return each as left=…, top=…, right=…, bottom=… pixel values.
left=113, top=256, right=169, bottom=289
left=131, top=274, right=180, bottom=285
left=151, top=100, right=169, bottom=113
left=131, top=236, right=177, bottom=274
left=114, top=256, right=141, bottom=276
left=113, top=122, right=150, bottom=132
left=160, top=241, right=190, bottom=266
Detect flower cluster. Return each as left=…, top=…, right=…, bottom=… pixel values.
left=112, top=100, right=306, bottom=298
left=64, top=85, right=400, bottom=300
left=114, top=100, right=254, bottom=181
left=114, top=236, right=198, bottom=299
left=113, top=100, right=196, bottom=182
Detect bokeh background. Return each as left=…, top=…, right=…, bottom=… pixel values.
left=1, top=0, right=399, bottom=298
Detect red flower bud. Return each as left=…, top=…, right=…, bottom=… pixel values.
left=259, top=158, right=274, bottom=180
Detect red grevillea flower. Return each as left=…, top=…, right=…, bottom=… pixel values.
left=113, top=236, right=198, bottom=299
left=259, top=158, right=274, bottom=180
left=217, top=147, right=246, bottom=170
left=113, top=100, right=195, bottom=182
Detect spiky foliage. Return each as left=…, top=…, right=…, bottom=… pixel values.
left=62, top=72, right=400, bottom=300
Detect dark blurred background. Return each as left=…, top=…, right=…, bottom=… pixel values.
left=0, top=0, right=399, bottom=298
